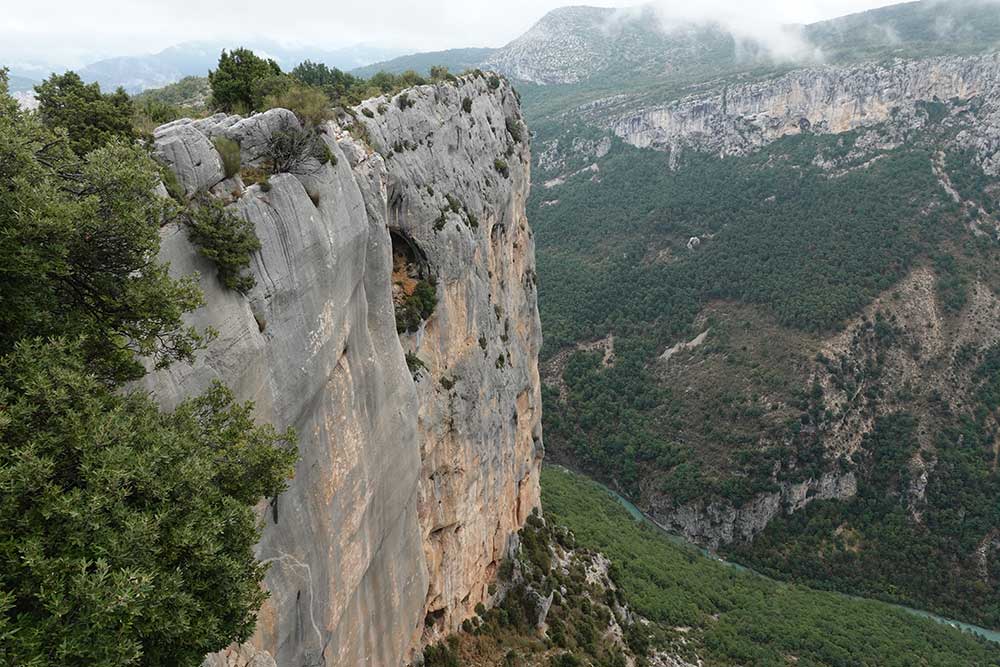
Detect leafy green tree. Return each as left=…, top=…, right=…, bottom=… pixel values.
left=290, top=60, right=359, bottom=104
left=208, top=48, right=282, bottom=113
left=0, top=339, right=295, bottom=667
left=0, top=74, right=203, bottom=383
left=0, top=68, right=298, bottom=666
left=34, top=71, right=135, bottom=157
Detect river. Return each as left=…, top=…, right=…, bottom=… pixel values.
left=555, top=466, right=1000, bottom=645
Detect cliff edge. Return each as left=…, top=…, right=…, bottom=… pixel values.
left=144, top=72, right=541, bottom=666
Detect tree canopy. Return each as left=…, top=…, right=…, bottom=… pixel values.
left=34, top=71, right=135, bottom=157
left=1, top=72, right=203, bottom=384
left=208, top=48, right=283, bottom=113
left=0, top=68, right=296, bottom=666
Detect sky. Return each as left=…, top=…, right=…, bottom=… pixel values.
left=0, top=0, right=921, bottom=69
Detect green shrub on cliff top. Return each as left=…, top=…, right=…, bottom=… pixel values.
left=212, top=136, right=241, bottom=179
left=208, top=48, right=282, bottom=112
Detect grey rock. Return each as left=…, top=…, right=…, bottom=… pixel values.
left=224, top=108, right=301, bottom=167
left=355, top=71, right=543, bottom=644
left=649, top=472, right=857, bottom=550
left=605, top=54, right=1000, bottom=163
left=152, top=120, right=225, bottom=197
left=201, top=643, right=276, bottom=667
left=146, top=72, right=542, bottom=667
left=192, top=112, right=243, bottom=138
left=535, top=591, right=555, bottom=629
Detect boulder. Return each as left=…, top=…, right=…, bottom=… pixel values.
left=153, top=121, right=225, bottom=198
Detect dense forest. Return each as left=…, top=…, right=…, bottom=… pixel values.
left=528, top=93, right=1000, bottom=628
left=731, top=345, right=1000, bottom=626
left=541, top=467, right=1000, bottom=666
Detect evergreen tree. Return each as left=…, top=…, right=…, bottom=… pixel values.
left=34, top=71, right=135, bottom=157
left=1, top=71, right=203, bottom=384
left=0, top=69, right=297, bottom=666
left=0, top=340, right=295, bottom=667
left=208, top=48, right=283, bottom=112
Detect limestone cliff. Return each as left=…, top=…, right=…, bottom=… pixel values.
left=145, top=73, right=541, bottom=667
left=352, top=73, right=543, bottom=647
left=603, top=54, right=1000, bottom=165
left=647, top=473, right=857, bottom=551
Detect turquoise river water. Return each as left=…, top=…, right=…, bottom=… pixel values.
left=553, top=466, right=1000, bottom=645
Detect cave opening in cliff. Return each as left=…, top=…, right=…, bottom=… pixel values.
left=391, top=229, right=438, bottom=334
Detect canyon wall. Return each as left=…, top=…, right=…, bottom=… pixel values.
left=605, top=54, right=1000, bottom=161
left=352, top=73, right=543, bottom=647
left=145, top=73, right=541, bottom=666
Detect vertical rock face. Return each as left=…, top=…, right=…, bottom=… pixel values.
left=146, top=74, right=540, bottom=667
left=605, top=54, right=1000, bottom=159
left=353, top=74, right=543, bottom=644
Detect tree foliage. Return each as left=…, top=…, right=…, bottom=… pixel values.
left=1, top=76, right=203, bottom=383
left=0, top=341, right=295, bottom=667
left=0, top=68, right=297, bottom=666
left=290, top=60, right=363, bottom=105
left=184, top=198, right=261, bottom=294
left=395, top=279, right=438, bottom=333
left=262, top=83, right=331, bottom=126
left=34, top=71, right=135, bottom=157
left=208, top=48, right=283, bottom=113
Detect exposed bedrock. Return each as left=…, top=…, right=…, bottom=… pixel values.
left=146, top=73, right=541, bottom=666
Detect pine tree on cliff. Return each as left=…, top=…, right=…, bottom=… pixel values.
left=208, top=48, right=284, bottom=113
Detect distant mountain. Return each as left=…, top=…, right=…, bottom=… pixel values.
left=74, top=40, right=406, bottom=93
left=482, top=5, right=740, bottom=85
left=482, top=0, right=1000, bottom=89
left=805, top=0, right=1000, bottom=61
left=5, top=73, right=38, bottom=94
left=350, top=47, right=496, bottom=78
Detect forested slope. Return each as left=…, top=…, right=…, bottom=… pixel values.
left=517, top=0, right=1000, bottom=630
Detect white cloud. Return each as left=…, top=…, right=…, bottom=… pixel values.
left=0, top=0, right=913, bottom=70
left=640, top=0, right=913, bottom=62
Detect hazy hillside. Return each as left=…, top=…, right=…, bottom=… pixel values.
left=9, top=40, right=406, bottom=94
left=806, top=0, right=1000, bottom=62
left=5, top=73, right=37, bottom=94
left=350, top=47, right=496, bottom=78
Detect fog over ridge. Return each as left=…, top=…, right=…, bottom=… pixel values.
left=2, top=0, right=956, bottom=73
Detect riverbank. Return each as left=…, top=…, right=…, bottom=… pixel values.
left=544, top=464, right=1000, bottom=652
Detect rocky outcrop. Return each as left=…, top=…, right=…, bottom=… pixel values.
left=606, top=55, right=1000, bottom=161
left=353, top=72, right=543, bottom=646
left=483, top=6, right=619, bottom=85
left=146, top=73, right=541, bottom=667
left=153, top=121, right=225, bottom=196
left=648, top=473, right=857, bottom=551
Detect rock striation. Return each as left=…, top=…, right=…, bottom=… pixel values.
left=145, top=73, right=541, bottom=667
left=605, top=54, right=1000, bottom=161
left=353, top=73, right=543, bottom=648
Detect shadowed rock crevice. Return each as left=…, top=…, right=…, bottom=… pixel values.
left=391, top=229, right=437, bottom=334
